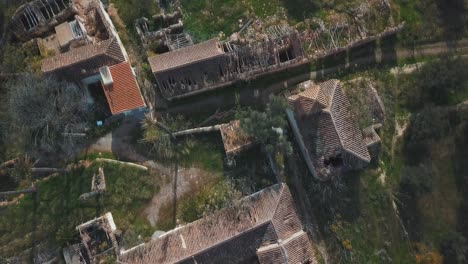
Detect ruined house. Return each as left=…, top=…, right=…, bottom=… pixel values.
left=11, top=0, right=75, bottom=41
left=64, top=212, right=119, bottom=264
left=286, top=80, right=374, bottom=179
left=149, top=25, right=305, bottom=100
left=135, top=9, right=193, bottom=54
left=120, top=183, right=317, bottom=264
left=12, top=0, right=146, bottom=115
left=219, top=120, right=254, bottom=156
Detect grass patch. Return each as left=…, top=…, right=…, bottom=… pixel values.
left=0, top=161, right=160, bottom=259
left=109, top=0, right=159, bottom=31
left=179, top=136, right=224, bottom=173
left=181, top=0, right=247, bottom=40
left=177, top=178, right=240, bottom=223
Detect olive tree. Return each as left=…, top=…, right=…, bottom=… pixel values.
left=236, top=96, right=292, bottom=155
left=6, top=74, right=92, bottom=154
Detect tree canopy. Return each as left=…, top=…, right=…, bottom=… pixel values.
left=5, top=75, right=92, bottom=155
left=236, top=96, right=292, bottom=155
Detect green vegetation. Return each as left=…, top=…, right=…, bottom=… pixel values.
left=3, top=75, right=93, bottom=158
left=0, top=161, right=159, bottom=259
left=109, top=0, right=159, bottom=31
left=0, top=41, right=42, bottom=73
left=236, top=96, right=292, bottom=155
left=181, top=0, right=283, bottom=40
left=306, top=56, right=468, bottom=262
left=178, top=138, right=224, bottom=172
left=139, top=114, right=224, bottom=172
left=396, top=0, right=467, bottom=43
left=178, top=178, right=241, bottom=223
left=329, top=170, right=414, bottom=263
left=398, top=57, right=468, bottom=111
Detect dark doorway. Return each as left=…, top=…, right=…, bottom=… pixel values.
left=87, top=81, right=111, bottom=120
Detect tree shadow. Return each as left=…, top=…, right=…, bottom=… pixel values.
left=437, top=0, right=466, bottom=41
left=316, top=49, right=347, bottom=72
left=280, top=0, right=319, bottom=22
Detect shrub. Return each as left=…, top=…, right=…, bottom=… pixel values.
left=440, top=232, right=468, bottom=263
left=400, top=163, right=433, bottom=195
left=400, top=57, right=468, bottom=110
left=178, top=179, right=241, bottom=223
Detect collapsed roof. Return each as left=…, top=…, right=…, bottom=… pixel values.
left=150, top=26, right=305, bottom=100
left=120, top=183, right=317, bottom=264
left=38, top=0, right=128, bottom=80
left=11, top=0, right=75, bottom=41
left=41, top=37, right=125, bottom=76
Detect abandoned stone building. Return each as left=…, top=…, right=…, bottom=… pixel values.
left=149, top=25, right=305, bottom=100
left=11, top=0, right=76, bottom=41
left=12, top=0, right=146, bottom=115
left=135, top=9, right=193, bottom=54
left=120, top=183, right=317, bottom=264
left=63, top=212, right=119, bottom=264
left=286, top=79, right=380, bottom=179
left=219, top=120, right=254, bottom=156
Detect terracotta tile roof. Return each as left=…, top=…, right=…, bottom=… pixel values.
left=120, top=184, right=317, bottom=264
left=288, top=80, right=371, bottom=176
left=148, top=38, right=225, bottom=73
left=103, top=62, right=146, bottom=115
left=41, top=38, right=125, bottom=73
left=329, top=85, right=371, bottom=162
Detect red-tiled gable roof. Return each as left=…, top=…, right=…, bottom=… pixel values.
left=148, top=38, right=225, bottom=73
left=103, top=62, right=146, bottom=115
left=41, top=38, right=125, bottom=73
left=120, top=184, right=317, bottom=264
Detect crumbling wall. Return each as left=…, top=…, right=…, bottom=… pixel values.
left=135, top=9, right=193, bottom=54
left=11, top=0, right=75, bottom=41
left=155, top=29, right=305, bottom=100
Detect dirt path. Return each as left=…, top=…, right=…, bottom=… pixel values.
left=86, top=115, right=222, bottom=228
left=391, top=116, right=410, bottom=164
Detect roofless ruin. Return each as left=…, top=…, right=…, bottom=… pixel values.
left=148, top=25, right=306, bottom=100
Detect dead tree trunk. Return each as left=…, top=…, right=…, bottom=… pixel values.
left=31, top=168, right=69, bottom=174
left=0, top=188, right=36, bottom=197
left=172, top=125, right=222, bottom=137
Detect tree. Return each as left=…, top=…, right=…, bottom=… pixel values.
left=141, top=113, right=194, bottom=160
left=6, top=75, right=92, bottom=154
left=440, top=231, right=468, bottom=263
left=400, top=56, right=468, bottom=110
left=236, top=96, right=292, bottom=155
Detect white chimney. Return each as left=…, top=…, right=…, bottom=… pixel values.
left=99, top=66, right=113, bottom=86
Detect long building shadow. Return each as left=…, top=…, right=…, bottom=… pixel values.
left=381, top=33, right=398, bottom=66
left=349, top=39, right=377, bottom=69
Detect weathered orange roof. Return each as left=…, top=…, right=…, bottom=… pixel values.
left=148, top=38, right=225, bottom=73
left=41, top=38, right=125, bottom=73
left=102, top=62, right=146, bottom=115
